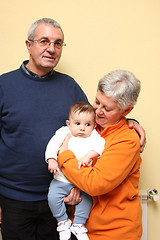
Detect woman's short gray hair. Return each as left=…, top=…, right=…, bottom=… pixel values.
left=27, top=18, right=64, bottom=41
left=98, top=70, right=141, bottom=109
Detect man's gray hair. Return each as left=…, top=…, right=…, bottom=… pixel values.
left=98, top=70, right=141, bottom=109
left=27, top=18, right=64, bottom=40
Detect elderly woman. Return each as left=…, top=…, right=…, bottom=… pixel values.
left=58, top=70, right=142, bottom=240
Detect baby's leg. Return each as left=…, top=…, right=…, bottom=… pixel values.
left=73, top=191, right=92, bottom=224
left=48, top=179, right=74, bottom=222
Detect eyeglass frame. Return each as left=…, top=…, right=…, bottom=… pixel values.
left=28, top=37, right=66, bottom=49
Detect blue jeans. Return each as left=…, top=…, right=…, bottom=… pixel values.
left=48, top=179, right=92, bottom=224
left=0, top=194, right=58, bottom=240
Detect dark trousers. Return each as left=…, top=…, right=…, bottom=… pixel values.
left=0, top=195, right=59, bottom=240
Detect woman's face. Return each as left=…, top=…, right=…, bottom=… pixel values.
left=93, top=90, right=128, bottom=132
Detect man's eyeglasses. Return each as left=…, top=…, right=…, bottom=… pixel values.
left=29, top=38, right=66, bottom=49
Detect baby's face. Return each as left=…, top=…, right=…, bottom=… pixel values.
left=66, top=111, right=96, bottom=138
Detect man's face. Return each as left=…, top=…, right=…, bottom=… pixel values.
left=26, top=24, right=64, bottom=77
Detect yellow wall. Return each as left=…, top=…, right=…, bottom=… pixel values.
left=0, top=0, right=160, bottom=239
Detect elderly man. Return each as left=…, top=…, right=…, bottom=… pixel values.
left=0, top=18, right=88, bottom=240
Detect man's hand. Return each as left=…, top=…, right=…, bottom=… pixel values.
left=127, top=119, right=146, bottom=153
left=64, top=188, right=82, bottom=205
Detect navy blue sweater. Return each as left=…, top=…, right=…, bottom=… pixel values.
left=0, top=63, right=88, bottom=201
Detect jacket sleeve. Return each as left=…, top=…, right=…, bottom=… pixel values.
left=58, top=131, right=141, bottom=196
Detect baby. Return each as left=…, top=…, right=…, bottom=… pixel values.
left=45, top=102, right=105, bottom=240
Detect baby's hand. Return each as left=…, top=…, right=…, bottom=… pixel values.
left=48, top=158, right=61, bottom=175
left=78, top=150, right=99, bottom=169
left=78, top=157, right=92, bottom=170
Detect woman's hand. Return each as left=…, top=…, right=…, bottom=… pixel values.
left=59, top=134, right=71, bottom=154
left=127, top=119, right=146, bottom=153
left=64, top=187, right=82, bottom=205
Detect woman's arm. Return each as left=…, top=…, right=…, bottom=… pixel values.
left=58, top=131, right=141, bottom=196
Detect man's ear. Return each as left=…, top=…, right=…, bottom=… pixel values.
left=122, top=105, right=134, bottom=117
left=66, top=120, right=70, bottom=127
left=25, top=40, right=32, bottom=54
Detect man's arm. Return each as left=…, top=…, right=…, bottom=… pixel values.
left=127, top=119, right=146, bottom=152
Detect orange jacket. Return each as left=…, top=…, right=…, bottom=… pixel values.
left=58, top=117, right=142, bottom=240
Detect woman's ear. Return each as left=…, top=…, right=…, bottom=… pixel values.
left=122, top=105, right=134, bottom=117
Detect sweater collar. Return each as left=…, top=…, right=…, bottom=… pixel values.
left=97, top=116, right=127, bottom=137
left=21, top=60, right=54, bottom=79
